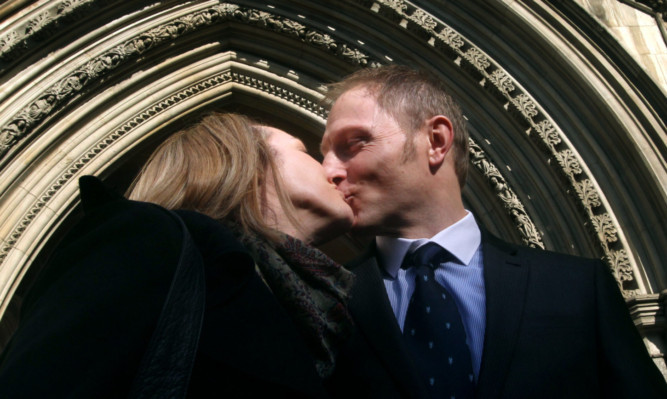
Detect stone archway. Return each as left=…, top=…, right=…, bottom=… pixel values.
left=0, top=0, right=665, bottom=372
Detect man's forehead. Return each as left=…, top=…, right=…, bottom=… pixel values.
left=335, top=86, right=376, bottom=107
left=320, top=86, right=384, bottom=151
left=320, top=131, right=332, bottom=154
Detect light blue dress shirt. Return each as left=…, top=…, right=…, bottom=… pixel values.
left=376, top=212, right=486, bottom=379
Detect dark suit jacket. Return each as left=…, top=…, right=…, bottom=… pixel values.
left=0, top=177, right=327, bottom=398
left=326, top=231, right=667, bottom=398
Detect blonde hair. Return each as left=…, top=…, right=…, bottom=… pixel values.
left=126, top=112, right=292, bottom=242
left=325, top=65, right=469, bottom=188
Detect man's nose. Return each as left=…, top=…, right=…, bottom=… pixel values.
left=322, top=152, right=346, bottom=186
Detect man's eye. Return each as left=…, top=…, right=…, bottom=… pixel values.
left=346, top=137, right=366, bottom=149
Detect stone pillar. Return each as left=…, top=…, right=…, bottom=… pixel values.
left=627, top=291, right=667, bottom=380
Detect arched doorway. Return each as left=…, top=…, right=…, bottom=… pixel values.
left=0, top=0, right=664, bottom=372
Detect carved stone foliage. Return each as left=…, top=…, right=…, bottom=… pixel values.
left=469, top=141, right=545, bottom=249
left=0, top=2, right=372, bottom=165
left=0, top=0, right=100, bottom=62
left=367, top=0, right=639, bottom=295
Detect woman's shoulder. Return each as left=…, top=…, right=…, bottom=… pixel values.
left=77, top=175, right=254, bottom=270
left=79, top=175, right=182, bottom=228
left=174, top=210, right=253, bottom=265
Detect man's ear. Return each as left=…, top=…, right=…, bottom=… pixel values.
left=426, top=115, right=454, bottom=168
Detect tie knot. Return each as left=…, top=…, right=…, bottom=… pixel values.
left=401, top=242, right=450, bottom=270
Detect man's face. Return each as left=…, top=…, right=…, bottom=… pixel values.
left=321, top=87, right=429, bottom=236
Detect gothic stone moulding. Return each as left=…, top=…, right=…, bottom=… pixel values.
left=0, top=2, right=550, bottom=293
left=0, top=2, right=372, bottom=166
left=0, top=0, right=102, bottom=62
left=469, top=140, right=544, bottom=250
left=365, top=0, right=639, bottom=296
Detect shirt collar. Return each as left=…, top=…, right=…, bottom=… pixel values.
left=376, top=211, right=481, bottom=279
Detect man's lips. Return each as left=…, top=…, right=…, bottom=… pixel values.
left=334, top=185, right=354, bottom=204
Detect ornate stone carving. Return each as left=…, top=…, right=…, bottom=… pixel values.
left=57, top=0, right=95, bottom=15
left=511, top=94, right=539, bottom=119
left=377, top=0, right=408, bottom=13
left=555, top=149, right=584, bottom=176
left=229, top=72, right=326, bottom=117
left=463, top=47, right=491, bottom=72
left=306, top=31, right=337, bottom=51
left=0, top=3, right=371, bottom=162
left=606, top=249, right=636, bottom=287
left=0, top=0, right=98, bottom=61
left=574, top=179, right=602, bottom=208
left=437, top=27, right=465, bottom=49
left=410, top=9, right=438, bottom=30
left=0, top=31, right=19, bottom=53
left=488, top=69, right=515, bottom=95
left=25, top=13, right=54, bottom=37
left=592, top=213, right=620, bottom=244
left=533, top=120, right=561, bottom=147
left=469, top=141, right=545, bottom=249
left=361, top=0, right=639, bottom=296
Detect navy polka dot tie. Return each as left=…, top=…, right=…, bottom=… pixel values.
left=402, top=242, right=475, bottom=399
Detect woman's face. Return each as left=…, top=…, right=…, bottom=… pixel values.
left=265, top=127, right=354, bottom=245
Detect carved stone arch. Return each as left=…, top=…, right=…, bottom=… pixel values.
left=0, top=0, right=665, bottom=371
left=0, top=52, right=333, bottom=319
left=0, top=0, right=544, bottom=326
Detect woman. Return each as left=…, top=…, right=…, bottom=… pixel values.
left=0, top=113, right=355, bottom=398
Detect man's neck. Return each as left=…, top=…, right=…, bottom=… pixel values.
left=394, top=205, right=468, bottom=239
left=376, top=210, right=481, bottom=277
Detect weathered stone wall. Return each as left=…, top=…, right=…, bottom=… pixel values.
left=575, top=0, right=667, bottom=92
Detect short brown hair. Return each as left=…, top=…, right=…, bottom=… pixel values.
left=325, top=65, right=469, bottom=187
left=126, top=112, right=292, bottom=242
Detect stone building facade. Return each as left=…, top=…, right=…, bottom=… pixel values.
left=0, top=0, right=665, bottom=379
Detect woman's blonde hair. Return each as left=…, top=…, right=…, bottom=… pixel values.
left=126, top=112, right=293, bottom=242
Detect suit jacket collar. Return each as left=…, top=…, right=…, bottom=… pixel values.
left=347, top=244, right=431, bottom=399
left=476, top=230, right=530, bottom=398
left=347, top=231, right=530, bottom=399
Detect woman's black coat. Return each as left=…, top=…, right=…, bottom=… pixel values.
left=0, top=177, right=328, bottom=398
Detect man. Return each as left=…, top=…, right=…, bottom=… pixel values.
left=320, top=65, right=667, bottom=398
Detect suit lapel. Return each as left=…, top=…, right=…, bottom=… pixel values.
left=348, top=251, right=429, bottom=398
left=476, top=232, right=530, bottom=398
